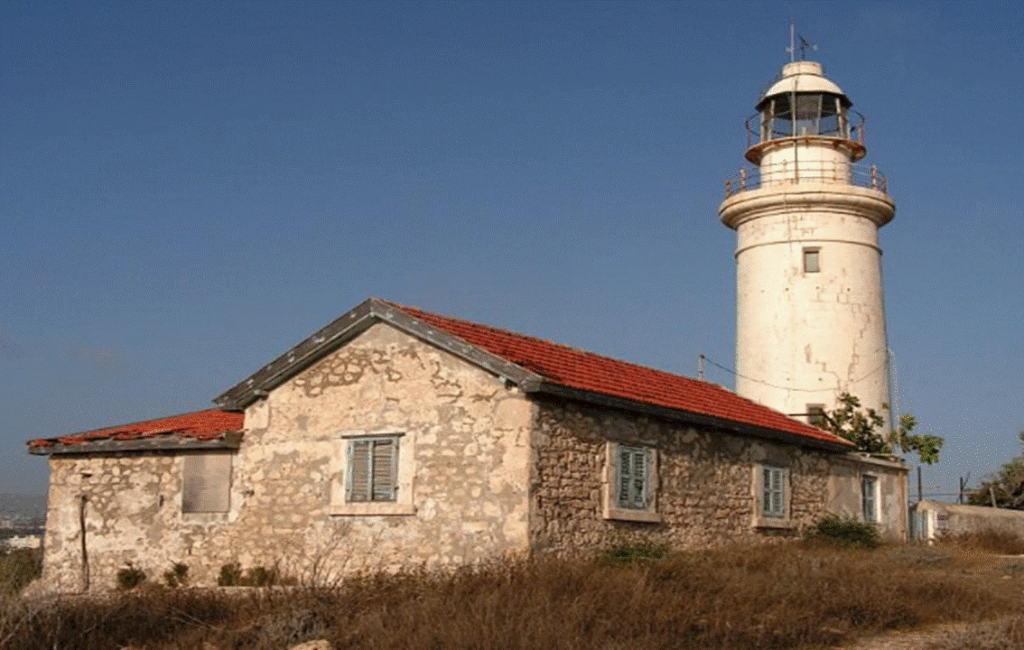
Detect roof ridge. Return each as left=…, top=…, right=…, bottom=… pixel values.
left=386, top=300, right=711, bottom=386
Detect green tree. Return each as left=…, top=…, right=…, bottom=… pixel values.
left=817, top=393, right=943, bottom=465
left=968, top=432, right=1024, bottom=509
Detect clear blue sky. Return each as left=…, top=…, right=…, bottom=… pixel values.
left=2, top=1, right=1022, bottom=504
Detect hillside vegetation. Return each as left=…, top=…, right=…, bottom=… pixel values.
left=2, top=538, right=1023, bottom=650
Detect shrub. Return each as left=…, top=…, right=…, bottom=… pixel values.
left=601, top=539, right=668, bottom=566
left=218, top=562, right=243, bottom=587
left=246, top=565, right=279, bottom=587
left=0, top=547, right=43, bottom=596
left=162, top=562, right=189, bottom=588
left=807, top=515, right=881, bottom=548
left=116, top=563, right=147, bottom=590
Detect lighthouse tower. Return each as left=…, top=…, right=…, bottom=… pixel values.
left=719, top=58, right=895, bottom=425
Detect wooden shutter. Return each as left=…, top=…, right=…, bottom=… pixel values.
left=347, top=437, right=399, bottom=503
left=618, top=447, right=633, bottom=508
left=763, top=467, right=784, bottom=518
left=371, top=438, right=396, bottom=502
left=618, top=446, right=649, bottom=510
left=348, top=440, right=371, bottom=502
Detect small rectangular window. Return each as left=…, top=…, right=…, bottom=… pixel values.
left=617, top=445, right=650, bottom=510
left=762, top=466, right=785, bottom=518
left=862, top=475, right=878, bottom=523
left=182, top=453, right=231, bottom=513
left=807, top=404, right=826, bottom=427
left=803, top=248, right=820, bottom=273
left=347, top=436, right=399, bottom=503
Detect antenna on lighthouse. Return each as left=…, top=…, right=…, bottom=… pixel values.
left=786, top=19, right=818, bottom=62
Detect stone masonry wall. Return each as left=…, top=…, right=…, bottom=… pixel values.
left=42, top=323, right=535, bottom=591
left=530, top=398, right=867, bottom=555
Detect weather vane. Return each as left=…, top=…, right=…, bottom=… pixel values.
left=786, top=19, right=817, bottom=62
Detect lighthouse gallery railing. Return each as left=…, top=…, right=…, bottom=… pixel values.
left=723, top=162, right=889, bottom=199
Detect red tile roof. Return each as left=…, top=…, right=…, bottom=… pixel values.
left=28, top=409, right=243, bottom=449
left=392, top=303, right=849, bottom=447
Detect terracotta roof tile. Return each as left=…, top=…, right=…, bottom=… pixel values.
left=392, top=303, right=849, bottom=447
left=28, top=409, right=243, bottom=449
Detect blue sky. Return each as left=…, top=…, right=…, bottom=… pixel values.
left=2, top=1, right=1022, bottom=504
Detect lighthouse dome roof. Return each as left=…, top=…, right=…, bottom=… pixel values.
left=757, top=61, right=852, bottom=109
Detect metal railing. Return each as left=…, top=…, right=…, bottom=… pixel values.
left=723, top=161, right=889, bottom=198
left=745, top=109, right=867, bottom=149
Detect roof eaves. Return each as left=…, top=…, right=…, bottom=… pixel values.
left=29, top=431, right=244, bottom=456
left=532, top=382, right=854, bottom=453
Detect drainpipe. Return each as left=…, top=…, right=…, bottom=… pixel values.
left=79, top=493, right=89, bottom=592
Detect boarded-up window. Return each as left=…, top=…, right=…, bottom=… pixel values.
left=347, top=437, right=399, bottom=502
left=762, top=466, right=785, bottom=518
left=617, top=445, right=650, bottom=510
left=182, top=453, right=232, bottom=513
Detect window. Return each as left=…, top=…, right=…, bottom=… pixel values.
left=603, top=442, right=659, bottom=522
left=803, top=248, right=820, bottom=273
left=347, top=436, right=398, bottom=502
left=752, top=464, right=793, bottom=528
left=182, top=453, right=231, bottom=514
left=862, top=475, right=878, bottom=523
left=807, top=404, right=826, bottom=427
left=762, top=466, right=785, bottom=518
left=330, top=430, right=415, bottom=516
left=617, top=445, right=650, bottom=510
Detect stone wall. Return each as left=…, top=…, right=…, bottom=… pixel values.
left=529, top=398, right=907, bottom=554
left=42, top=323, right=535, bottom=591
left=529, top=398, right=836, bottom=554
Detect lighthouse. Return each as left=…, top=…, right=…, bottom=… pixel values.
left=719, top=57, right=895, bottom=426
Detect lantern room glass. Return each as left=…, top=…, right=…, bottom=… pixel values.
left=760, top=92, right=849, bottom=142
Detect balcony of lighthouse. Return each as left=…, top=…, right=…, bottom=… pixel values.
left=722, top=160, right=888, bottom=199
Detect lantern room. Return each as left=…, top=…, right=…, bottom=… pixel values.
left=744, top=60, right=866, bottom=164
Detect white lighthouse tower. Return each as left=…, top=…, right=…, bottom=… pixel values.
left=719, top=56, right=895, bottom=425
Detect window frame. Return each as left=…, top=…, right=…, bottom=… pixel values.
left=806, top=404, right=827, bottom=427
left=330, top=429, right=416, bottom=516
left=803, top=247, right=821, bottom=274
left=752, top=464, right=794, bottom=529
left=861, top=474, right=878, bottom=523
left=603, top=441, right=660, bottom=523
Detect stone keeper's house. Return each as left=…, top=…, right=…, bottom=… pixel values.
left=29, top=298, right=909, bottom=591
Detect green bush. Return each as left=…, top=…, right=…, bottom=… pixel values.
left=162, top=562, right=189, bottom=588
left=0, top=547, right=43, bottom=595
left=218, top=562, right=243, bottom=587
left=116, top=563, right=147, bottom=590
left=602, top=540, right=668, bottom=566
left=807, top=515, right=881, bottom=549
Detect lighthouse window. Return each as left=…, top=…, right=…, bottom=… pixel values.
left=803, top=248, right=820, bottom=274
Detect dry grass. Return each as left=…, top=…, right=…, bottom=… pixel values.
left=937, top=527, right=1024, bottom=556
left=3, top=542, right=1023, bottom=650
left=924, top=616, right=1024, bottom=650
